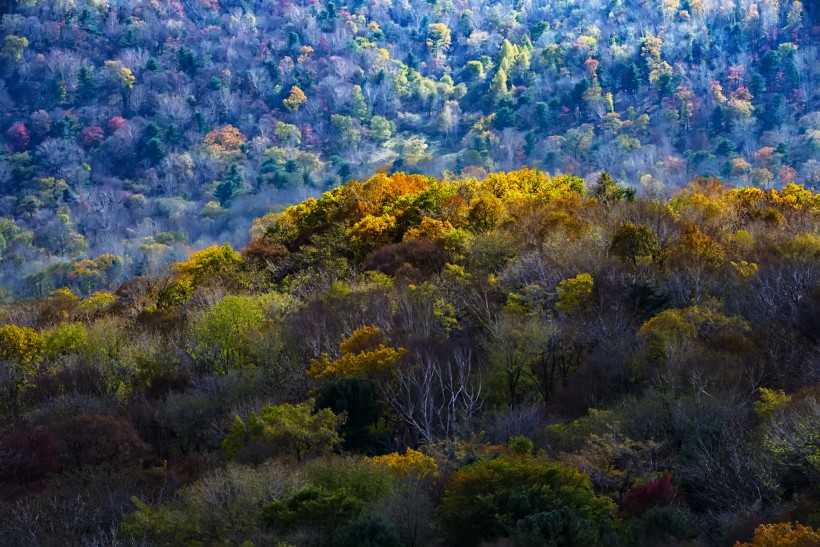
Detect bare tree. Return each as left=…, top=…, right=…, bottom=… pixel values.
left=386, top=345, right=482, bottom=444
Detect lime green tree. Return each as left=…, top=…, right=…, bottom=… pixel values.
left=191, top=295, right=265, bottom=374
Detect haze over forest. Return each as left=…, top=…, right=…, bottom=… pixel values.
left=0, top=0, right=817, bottom=296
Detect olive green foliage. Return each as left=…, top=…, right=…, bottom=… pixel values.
left=438, top=455, right=622, bottom=546
left=260, top=457, right=393, bottom=537
left=223, top=401, right=341, bottom=461
left=755, top=388, right=792, bottom=419
left=0, top=324, right=43, bottom=418
left=120, top=462, right=293, bottom=544
left=610, top=223, right=659, bottom=264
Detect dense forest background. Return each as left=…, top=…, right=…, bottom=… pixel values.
left=0, top=0, right=818, bottom=298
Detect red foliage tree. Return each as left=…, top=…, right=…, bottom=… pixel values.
left=6, top=122, right=30, bottom=151
left=620, top=474, right=679, bottom=516
left=0, top=429, right=61, bottom=484
left=79, top=126, right=105, bottom=149
left=107, top=116, right=127, bottom=134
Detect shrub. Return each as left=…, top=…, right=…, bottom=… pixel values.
left=222, top=401, right=341, bottom=462
left=632, top=506, right=700, bottom=545
left=508, top=435, right=535, bottom=456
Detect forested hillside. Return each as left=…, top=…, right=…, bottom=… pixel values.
left=0, top=0, right=818, bottom=297
left=0, top=169, right=817, bottom=545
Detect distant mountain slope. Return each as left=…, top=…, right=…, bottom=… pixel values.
left=0, top=0, right=817, bottom=297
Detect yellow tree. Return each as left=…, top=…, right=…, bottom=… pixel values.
left=555, top=273, right=594, bottom=314
left=1, top=35, right=29, bottom=63
left=348, top=214, right=397, bottom=259
left=0, top=324, right=44, bottom=419
left=283, top=85, right=307, bottom=113
left=370, top=448, right=439, bottom=480
left=308, top=326, right=407, bottom=382
left=426, top=23, right=451, bottom=56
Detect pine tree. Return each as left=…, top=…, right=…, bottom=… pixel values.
left=215, top=164, right=243, bottom=206
left=490, top=68, right=508, bottom=103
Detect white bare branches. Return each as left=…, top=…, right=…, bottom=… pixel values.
left=386, top=346, right=482, bottom=444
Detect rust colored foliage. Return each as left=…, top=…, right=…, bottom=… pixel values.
left=50, top=413, right=149, bottom=470
left=241, top=236, right=290, bottom=271
left=734, top=522, right=820, bottom=547
left=363, top=238, right=449, bottom=279
left=203, top=124, right=247, bottom=153
left=79, top=126, right=105, bottom=149
left=6, top=122, right=29, bottom=151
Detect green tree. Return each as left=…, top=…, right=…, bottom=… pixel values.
left=77, top=66, right=95, bottom=101
left=332, top=114, right=361, bottom=149
left=191, top=295, right=265, bottom=374
left=610, top=223, right=659, bottom=264
left=215, top=163, right=243, bottom=206
left=178, top=45, right=197, bottom=76
left=592, top=173, right=635, bottom=204
left=315, top=379, right=389, bottom=454
left=334, top=516, right=400, bottom=547
left=350, top=85, right=369, bottom=120
left=274, top=121, right=301, bottom=147
left=439, top=455, right=621, bottom=546
left=465, top=60, right=485, bottom=81
left=143, top=137, right=166, bottom=165
left=369, top=116, right=393, bottom=143
left=260, top=457, right=392, bottom=537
